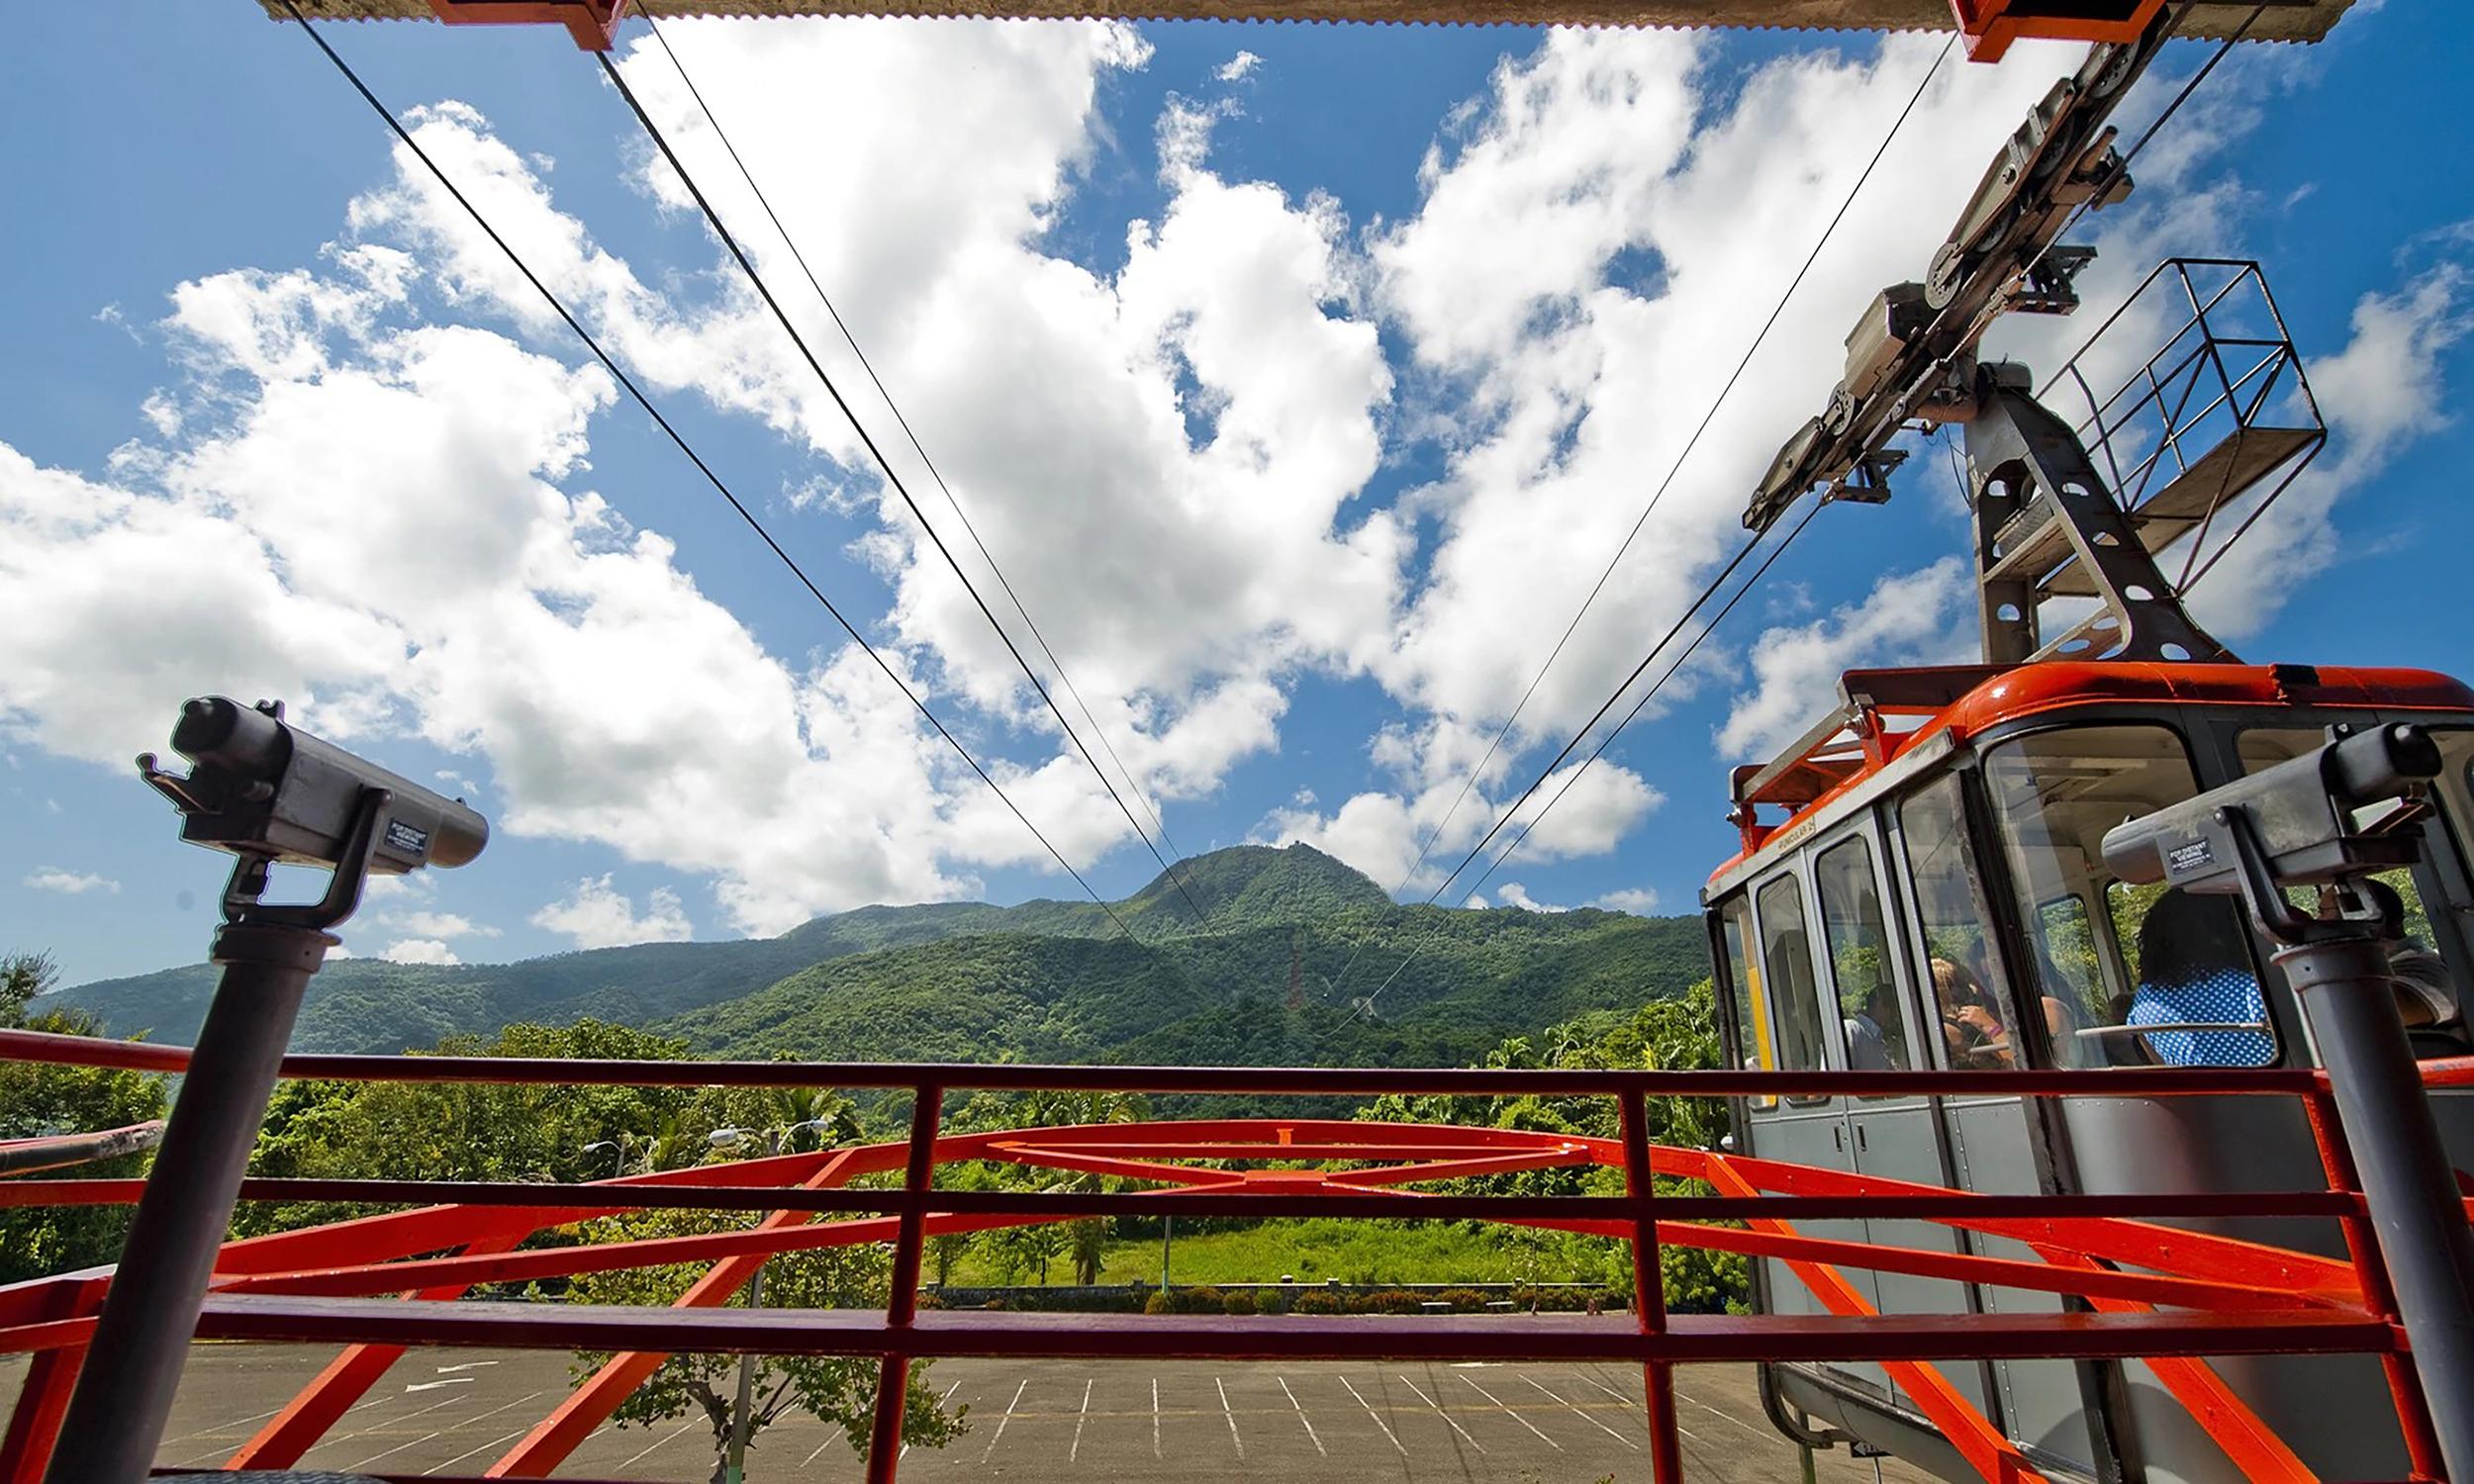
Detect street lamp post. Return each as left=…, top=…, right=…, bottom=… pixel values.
left=710, top=1117, right=833, bottom=1484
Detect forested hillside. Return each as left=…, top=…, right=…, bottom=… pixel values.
left=52, top=844, right=1709, bottom=1069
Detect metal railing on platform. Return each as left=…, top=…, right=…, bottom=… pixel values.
left=1, top=1026, right=2462, bottom=1484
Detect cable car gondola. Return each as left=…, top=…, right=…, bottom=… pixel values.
left=1697, top=52, right=2474, bottom=1483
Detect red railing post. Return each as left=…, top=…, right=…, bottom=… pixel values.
left=0, top=1277, right=98, bottom=1484
left=866, top=1083, right=942, bottom=1484
left=2303, top=1085, right=2447, bottom=1480
left=1618, top=1089, right=1685, bottom=1484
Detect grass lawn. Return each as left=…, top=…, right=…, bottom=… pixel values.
left=948, top=1219, right=1620, bottom=1288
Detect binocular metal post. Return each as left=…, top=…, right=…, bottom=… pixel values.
left=43, top=696, right=488, bottom=1482
left=45, top=786, right=394, bottom=1484
left=2100, top=722, right=2474, bottom=1475
left=2279, top=935, right=2474, bottom=1475
left=42, top=920, right=337, bottom=1483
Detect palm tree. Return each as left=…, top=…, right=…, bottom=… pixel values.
left=766, top=1088, right=860, bottom=1152
left=1068, top=1217, right=1107, bottom=1285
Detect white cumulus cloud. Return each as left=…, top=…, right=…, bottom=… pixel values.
left=23, top=867, right=120, bottom=895
left=1495, top=882, right=1567, bottom=912
left=383, top=910, right=500, bottom=941
left=1592, top=886, right=1662, bottom=915
left=1716, top=559, right=1971, bottom=761
left=532, top=875, right=695, bottom=950
left=382, top=938, right=461, bottom=966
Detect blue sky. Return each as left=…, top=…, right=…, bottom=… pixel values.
left=3, top=4, right=2468, bottom=986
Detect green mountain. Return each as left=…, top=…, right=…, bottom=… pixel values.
left=50, top=843, right=1708, bottom=1068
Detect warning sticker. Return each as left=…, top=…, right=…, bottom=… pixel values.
left=2165, top=839, right=2215, bottom=877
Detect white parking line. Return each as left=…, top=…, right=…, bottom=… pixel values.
left=348, top=1388, right=547, bottom=1470
left=310, top=1388, right=475, bottom=1456
left=422, top=1426, right=530, bottom=1476
left=618, top=1419, right=699, bottom=1467
left=1215, top=1376, right=1246, bottom=1460
left=1521, top=1374, right=1638, bottom=1449
left=900, top=1379, right=961, bottom=1459
left=1576, top=1369, right=1717, bottom=1442
left=1396, top=1374, right=1485, bottom=1454
left=805, top=1426, right=846, bottom=1465
left=623, top=1425, right=703, bottom=1464
left=1458, top=1373, right=1562, bottom=1450
left=1277, top=1376, right=1326, bottom=1456
left=164, top=1392, right=393, bottom=1465
left=161, top=1402, right=287, bottom=1446
left=980, top=1377, right=1030, bottom=1463
left=1337, top=1376, right=1408, bottom=1458
left=1071, top=1378, right=1094, bottom=1462
left=1152, top=1377, right=1162, bottom=1459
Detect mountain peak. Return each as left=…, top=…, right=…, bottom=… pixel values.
left=1127, top=841, right=1390, bottom=930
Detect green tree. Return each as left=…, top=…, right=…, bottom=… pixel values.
left=1, top=951, right=171, bottom=1282
left=1355, top=981, right=1748, bottom=1313
left=1068, top=1216, right=1108, bottom=1285
left=565, top=1208, right=965, bottom=1481
left=238, top=1020, right=749, bottom=1237
left=2, top=951, right=58, bottom=1023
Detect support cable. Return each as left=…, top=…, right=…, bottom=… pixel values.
left=279, top=2, right=1139, bottom=940
left=1351, top=498, right=1822, bottom=1022
left=1331, top=498, right=1799, bottom=1030
left=596, top=49, right=1214, bottom=934
left=1422, top=486, right=1801, bottom=912
left=1319, top=35, right=1952, bottom=1004
left=632, top=14, right=1197, bottom=899
left=1346, top=8, right=2267, bottom=1022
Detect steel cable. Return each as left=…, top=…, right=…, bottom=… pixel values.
left=1336, top=496, right=1816, bottom=1029
left=279, top=2, right=1141, bottom=940
left=595, top=47, right=1215, bottom=933
left=1319, top=34, right=1954, bottom=1007
left=636, top=12, right=1189, bottom=882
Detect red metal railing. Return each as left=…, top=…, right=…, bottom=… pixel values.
left=1, top=1026, right=2462, bottom=1483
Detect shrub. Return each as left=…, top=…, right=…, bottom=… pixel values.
left=1662, top=1246, right=1752, bottom=1316
left=1350, top=1289, right=1421, bottom=1316
left=916, top=1291, right=946, bottom=1310
left=1164, top=1286, right=1224, bottom=1315
left=1221, top=1291, right=1258, bottom=1316
left=1290, top=1289, right=1342, bottom=1315
left=1143, top=1292, right=1171, bottom=1315
left=1436, top=1288, right=1488, bottom=1312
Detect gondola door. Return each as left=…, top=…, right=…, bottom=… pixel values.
left=1899, top=769, right=2102, bottom=1475
left=1813, top=820, right=1993, bottom=1418
left=1750, top=858, right=1892, bottom=1396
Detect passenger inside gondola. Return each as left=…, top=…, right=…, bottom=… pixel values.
left=2128, top=888, right=2275, bottom=1067
left=2326, top=879, right=2469, bottom=1056
left=1931, top=957, right=2009, bottom=1069
left=2028, top=948, right=2093, bottom=1067
left=1843, top=980, right=1905, bottom=1070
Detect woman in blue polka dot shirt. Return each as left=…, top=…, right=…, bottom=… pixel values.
left=2128, top=887, right=2276, bottom=1067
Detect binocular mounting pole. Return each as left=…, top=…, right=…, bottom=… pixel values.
left=2213, top=798, right=2474, bottom=1475
left=43, top=791, right=389, bottom=1484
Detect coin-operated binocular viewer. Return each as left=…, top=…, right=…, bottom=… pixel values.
left=2104, top=723, right=2474, bottom=1476
left=46, top=698, right=488, bottom=1484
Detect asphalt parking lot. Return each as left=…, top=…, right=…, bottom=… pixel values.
left=3, top=1344, right=1931, bottom=1481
